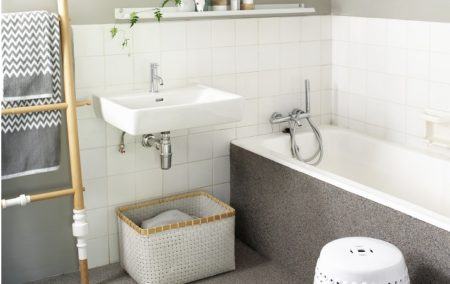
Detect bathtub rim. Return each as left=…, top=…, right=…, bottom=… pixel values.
left=232, top=126, right=450, bottom=233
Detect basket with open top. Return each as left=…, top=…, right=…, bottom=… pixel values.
left=116, top=191, right=236, bottom=284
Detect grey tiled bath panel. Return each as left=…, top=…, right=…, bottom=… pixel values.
left=230, top=144, right=450, bottom=283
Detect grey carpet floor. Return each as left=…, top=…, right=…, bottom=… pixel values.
left=31, top=240, right=298, bottom=284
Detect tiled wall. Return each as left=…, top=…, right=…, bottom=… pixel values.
left=72, top=15, right=332, bottom=268
left=331, top=16, right=450, bottom=156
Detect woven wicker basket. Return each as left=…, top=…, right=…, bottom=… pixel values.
left=117, top=191, right=236, bottom=284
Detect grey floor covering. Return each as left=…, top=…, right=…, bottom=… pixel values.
left=31, top=240, right=298, bottom=284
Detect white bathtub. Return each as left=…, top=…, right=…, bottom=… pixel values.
left=232, top=126, right=450, bottom=232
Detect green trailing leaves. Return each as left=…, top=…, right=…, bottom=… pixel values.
left=129, top=11, right=139, bottom=27
left=110, top=26, right=118, bottom=39
left=122, top=38, right=130, bottom=48
left=154, top=9, right=163, bottom=22
left=112, top=0, right=182, bottom=48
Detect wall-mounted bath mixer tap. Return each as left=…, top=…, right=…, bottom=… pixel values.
left=149, top=63, right=164, bottom=93
left=142, top=131, right=172, bottom=170
left=270, top=79, right=323, bottom=165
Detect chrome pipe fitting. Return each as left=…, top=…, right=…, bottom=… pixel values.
left=142, top=131, right=172, bottom=170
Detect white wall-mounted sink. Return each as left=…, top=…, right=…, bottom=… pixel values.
left=94, top=84, right=244, bottom=135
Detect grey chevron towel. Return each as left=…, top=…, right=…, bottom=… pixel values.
left=1, top=11, right=62, bottom=180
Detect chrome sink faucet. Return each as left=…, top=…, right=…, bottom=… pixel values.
left=150, top=63, right=164, bottom=93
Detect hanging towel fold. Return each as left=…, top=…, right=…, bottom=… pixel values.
left=1, top=11, right=63, bottom=180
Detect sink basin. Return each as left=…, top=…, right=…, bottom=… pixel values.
left=94, top=84, right=244, bottom=135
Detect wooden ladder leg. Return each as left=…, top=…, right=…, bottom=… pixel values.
left=58, top=0, right=90, bottom=282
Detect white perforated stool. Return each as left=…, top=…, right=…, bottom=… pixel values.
left=314, top=237, right=410, bottom=284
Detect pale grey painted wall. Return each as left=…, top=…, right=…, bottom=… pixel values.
left=1, top=1, right=331, bottom=283
left=1, top=121, right=78, bottom=284
left=4, top=0, right=331, bottom=24
left=332, top=0, right=450, bottom=23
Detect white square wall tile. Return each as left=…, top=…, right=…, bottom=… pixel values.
left=78, top=118, right=106, bottom=150
left=280, top=68, right=301, bottom=95
left=73, top=27, right=104, bottom=57
left=107, top=173, right=136, bottom=206
left=365, top=18, right=387, bottom=45
left=80, top=148, right=107, bottom=180
left=188, top=160, right=213, bottom=189
left=430, top=82, right=450, bottom=111
left=75, top=56, right=104, bottom=89
left=163, top=164, right=189, bottom=194
left=259, top=18, right=280, bottom=44
left=213, top=183, right=230, bottom=204
left=349, top=17, right=367, bottom=43
left=236, top=18, right=258, bottom=46
left=320, top=40, right=331, bottom=66
left=171, top=135, right=188, bottom=165
left=211, top=19, right=235, bottom=47
left=280, top=43, right=300, bottom=69
left=406, top=78, right=429, bottom=108
left=237, top=99, right=258, bottom=127
left=367, top=45, right=387, bottom=72
left=108, top=234, right=119, bottom=263
left=236, top=45, right=258, bottom=73
left=332, top=41, right=349, bottom=66
left=406, top=21, right=430, bottom=50
left=406, top=107, right=427, bottom=137
left=407, top=50, right=429, bottom=80
left=135, top=169, right=163, bottom=200
left=213, top=128, right=236, bottom=157
left=236, top=72, right=258, bottom=99
left=348, top=94, right=366, bottom=121
left=213, top=156, right=230, bottom=184
left=258, top=70, right=280, bottom=97
left=105, top=55, right=133, bottom=85
left=132, top=23, right=160, bottom=53
left=160, top=22, right=186, bottom=50
left=301, top=16, right=321, bottom=41
left=430, top=52, right=450, bottom=84
left=107, top=143, right=135, bottom=175
left=300, top=41, right=321, bottom=67
left=86, top=207, right=108, bottom=239
left=349, top=68, right=367, bottom=95
left=187, top=49, right=212, bottom=77
left=84, top=178, right=108, bottom=210
left=86, top=237, right=109, bottom=269
left=430, top=22, right=450, bottom=53
left=387, top=19, right=407, bottom=48
left=258, top=96, right=277, bottom=123
left=320, top=16, right=331, bottom=40
left=258, top=44, right=280, bottom=71
left=280, top=17, right=301, bottom=42
left=212, top=47, right=236, bottom=75
left=188, top=132, right=213, bottom=161
left=161, top=50, right=187, bottom=79
left=332, top=16, right=350, bottom=41
left=186, top=20, right=211, bottom=49
left=386, top=47, right=407, bottom=76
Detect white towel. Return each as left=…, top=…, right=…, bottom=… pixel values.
left=141, top=209, right=195, bottom=229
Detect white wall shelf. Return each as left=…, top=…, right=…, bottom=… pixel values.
left=115, top=4, right=316, bottom=21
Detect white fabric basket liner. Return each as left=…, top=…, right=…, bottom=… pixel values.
left=117, top=191, right=236, bottom=284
